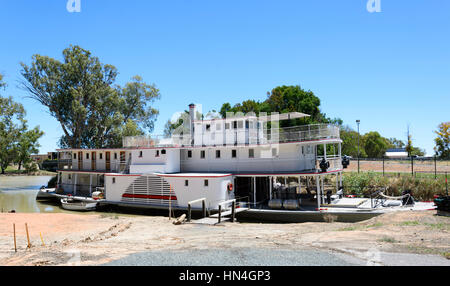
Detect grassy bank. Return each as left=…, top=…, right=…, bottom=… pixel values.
left=339, top=172, right=447, bottom=201
left=1, top=166, right=56, bottom=176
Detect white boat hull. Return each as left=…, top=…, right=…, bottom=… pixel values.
left=60, top=198, right=97, bottom=211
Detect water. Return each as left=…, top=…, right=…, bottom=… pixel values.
left=0, top=176, right=62, bottom=213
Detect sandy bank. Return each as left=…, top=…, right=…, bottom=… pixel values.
left=0, top=210, right=448, bottom=266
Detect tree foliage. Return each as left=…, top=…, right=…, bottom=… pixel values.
left=0, top=89, right=43, bottom=174
left=434, top=122, right=450, bottom=159
left=20, top=45, right=160, bottom=149
left=363, top=131, right=390, bottom=158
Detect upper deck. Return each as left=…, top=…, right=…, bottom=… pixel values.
left=123, top=123, right=341, bottom=148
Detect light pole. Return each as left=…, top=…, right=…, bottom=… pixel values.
left=356, top=120, right=360, bottom=173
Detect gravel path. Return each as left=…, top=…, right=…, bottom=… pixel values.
left=103, top=248, right=365, bottom=266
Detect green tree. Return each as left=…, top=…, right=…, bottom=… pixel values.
left=363, top=131, right=390, bottom=158
left=434, top=122, right=450, bottom=159
left=340, top=126, right=366, bottom=157
left=16, top=126, right=44, bottom=171
left=0, top=95, right=26, bottom=174
left=20, top=45, right=160, bottom=149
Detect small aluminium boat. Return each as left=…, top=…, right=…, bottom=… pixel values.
left=36, top=186, right=56, bottom=200
left=60, top=197, right=97, bottom=211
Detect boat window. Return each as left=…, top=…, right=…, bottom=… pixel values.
left=225, top=123, right=230, bottom=130
left=68, top=174, right=71, bottom=180
left=249, top=149, right=255, bottom=158
left=245, top=120, right=249, bottom=129
left=156, top=150, right=160, bottom=157
left=206, top=124, right=211, bottom=132
left=185, top=180, right=189, bottom=186
left=73, top=153, right=76, bottom=159
left=232, top=149, right=237, bottom=158
left=301, top=146, right=304, bottom=155
left=161, top=149, right=166, bottom=155
left=99, top=153, right=103, bottom=159
left=114, top=153, right=117, bottom=160
left=216, top=123, right=221, bottom=130
left=139, top=151, right=143, bottom=158
left=86, top=153, right=89, bottom=159
left=238, top=121, right=243, bottom=129
left=216, top=150, right=221, bottom=158
left=187, top=150, right=192, bottom=158
left=200, top=150, right=205, bottom=159
left=204, top=180, right=209, bottom=187
left=233, top=121, right=237, bottom=129
left=112, top=177, right=116, bottom=184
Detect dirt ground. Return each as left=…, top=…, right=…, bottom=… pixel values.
left=0, top=210, right=448, bottom=266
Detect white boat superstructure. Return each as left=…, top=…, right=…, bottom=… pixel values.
left=54, top=104, right=434, bottom=222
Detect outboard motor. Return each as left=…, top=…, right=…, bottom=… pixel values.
left=319, top=158, right=330, bottom=173
left=342, top=156, right=350, bottom=169
left=402, top=190, right=414, bottom=206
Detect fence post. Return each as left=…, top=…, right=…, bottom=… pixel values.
left=382, top=156, right=385, bottom=177
left=434, top=156, right=437, bottom=179
left=446, top=172, right=448, bottom=196
left=411, top=156, right=414, bottom=177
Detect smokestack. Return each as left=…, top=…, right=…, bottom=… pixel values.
left=189, top=104, right=196, bottom=145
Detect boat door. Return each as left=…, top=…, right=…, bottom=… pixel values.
left=105, top=152, right=111, bottom=171
left=120, top=151, right=126, bottom=172
left=91, top=151, right=96, bottom=170
left=78, top=151, right=82, bottom=170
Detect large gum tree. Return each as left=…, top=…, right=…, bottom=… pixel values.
left=20, top=45, right=160, bottom=149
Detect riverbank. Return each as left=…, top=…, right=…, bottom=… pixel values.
left=0, top=171, right=56, bottom=177
left=0, top=210, right=448, bottom=266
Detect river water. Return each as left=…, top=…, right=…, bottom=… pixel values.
left=0, top=176, right=63, bottom=213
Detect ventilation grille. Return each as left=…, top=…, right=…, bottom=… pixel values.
left=121, top=175, right=177, bottom=206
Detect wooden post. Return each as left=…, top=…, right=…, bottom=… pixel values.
left=169, top=185, right=172, bottom=220
left=434, top=156, right=437, bottom=180
left=40, top=233, right=45, bottom=247
left=231, top=201, right=236, bottom=223
left=13, top=223, right=17, bottom=252
left=202, top=200, right=206, bottom=218
left=187, top=204, right=191, bottom=222
left=25, top=223, right=31, bottom=249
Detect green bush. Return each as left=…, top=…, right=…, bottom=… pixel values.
left=342, top=172, right=445, bottom=200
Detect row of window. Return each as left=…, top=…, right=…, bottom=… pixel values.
left=184, top=179, right=208, bottom=187
left=74, top=149, right=168, bottom=160
left=200, top=120, right=260, bottom=132
left=187, top=149, right=255, bottom=159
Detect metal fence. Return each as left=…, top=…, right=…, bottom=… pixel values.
left=346, top=157, right=450, bottom=179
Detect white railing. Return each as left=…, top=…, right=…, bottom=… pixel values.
left=123, top=124, right=340, bottom=148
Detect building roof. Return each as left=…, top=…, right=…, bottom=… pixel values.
left=386, top=148, right=407, bottom=153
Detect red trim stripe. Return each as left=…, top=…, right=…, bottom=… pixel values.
left=122, top=194, right=177, bottom=200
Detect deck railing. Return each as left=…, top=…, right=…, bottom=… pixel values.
left=123, top=124, right=340, bottom=148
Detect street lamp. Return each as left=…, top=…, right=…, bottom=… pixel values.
left=356, top=120, right=360, bottom=173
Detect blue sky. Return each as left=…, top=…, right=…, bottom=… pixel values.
left=0, top=0, right=449, bottom=155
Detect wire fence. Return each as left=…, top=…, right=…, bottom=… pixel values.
left=345, top=157, right=450, bottom=179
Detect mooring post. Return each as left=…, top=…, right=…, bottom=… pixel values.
left=218, top=205, right=222, bottom=224
left=231, top=201, right=236, bottom=223
left=202, top=200, right=206, bottom=218
left=187, top=204, right=191, bottom=222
